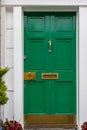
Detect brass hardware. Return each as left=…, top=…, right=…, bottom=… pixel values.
left=41, top=73, right=59, bottom=80
left=24, top=56, right=27, bottom=60
left=48, top=40, right=52, bottom=53
left=24, top=72, right=36, bottom=80
left=24, top=115, right=76, bottom=124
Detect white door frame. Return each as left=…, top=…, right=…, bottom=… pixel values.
left=13, top=6, right=80, bottom=128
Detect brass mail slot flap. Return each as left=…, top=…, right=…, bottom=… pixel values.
left=42, top=73, right=59, bottom=80
left=24, top=72, right=36, bottom=80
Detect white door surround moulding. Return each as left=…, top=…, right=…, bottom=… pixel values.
left=79, top=7, right=87, bottom=127
left=13, top=7, right=23, bottom=126
left=13, top=6, right=79, bottom=128
left=1, top=0, right=87, bottom=6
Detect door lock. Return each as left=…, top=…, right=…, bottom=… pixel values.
left=24, top=72, right=36, bottom=80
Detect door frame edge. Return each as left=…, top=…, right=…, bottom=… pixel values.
left=13, top=6, right=79, bottom=128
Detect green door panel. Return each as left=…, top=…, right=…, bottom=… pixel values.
left=55, top=83, right=74, bottom=113
left=24, top=12, right=76, bottom=115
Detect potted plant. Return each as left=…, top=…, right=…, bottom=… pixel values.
left=0, top=67, right=9, bottom=129
left=81, top=122, right=87, bottom=130
left=2, top=118, right=23, bottom=130
left=0, top=67, right=9, bottom=105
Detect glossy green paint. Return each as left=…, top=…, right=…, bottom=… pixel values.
left=24, top=12, right=76, bottom=115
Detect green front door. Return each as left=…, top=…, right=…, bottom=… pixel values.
left=24, top=12, right=76, bottom=125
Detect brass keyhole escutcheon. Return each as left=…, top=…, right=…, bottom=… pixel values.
left=28, top=72, right=32, bottom=80
left=28, top=72, right=32, bottom=77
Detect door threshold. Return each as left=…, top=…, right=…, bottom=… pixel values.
left=24, top=124, right=77, bottom=129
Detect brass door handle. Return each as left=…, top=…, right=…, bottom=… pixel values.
left=48, top=40, right=52, bottom=53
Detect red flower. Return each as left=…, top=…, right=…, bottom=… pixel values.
left=82, top=122, right=87, bottom=130
left=2, top=119, right=23, bottom=130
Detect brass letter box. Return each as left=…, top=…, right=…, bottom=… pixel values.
left=41, top=73, right=59, bottom=80
left=24, top=72, right=36, bottom=80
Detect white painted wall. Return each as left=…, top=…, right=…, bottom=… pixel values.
left=79, top=7, right=87, bottom=127
left=1, top=7, right=14, bottom=120
left=1, top=7, right=6, bottom=119
left=4, top=8, right=14, bottom=120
